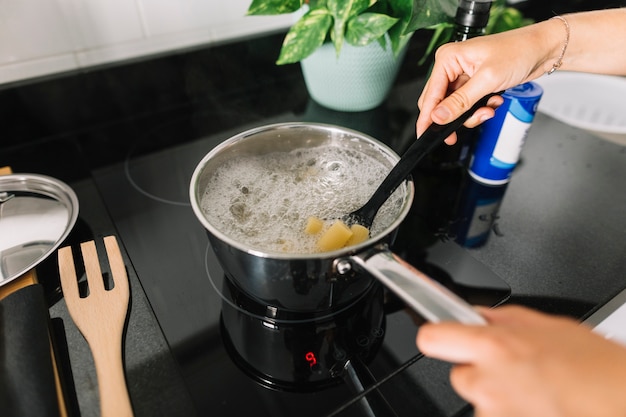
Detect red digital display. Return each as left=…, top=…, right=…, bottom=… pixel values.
left=305, top=351, right=317, bottom=368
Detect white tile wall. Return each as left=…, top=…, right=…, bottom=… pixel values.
left=139, top=0, right=219, bottom=36
left=0, top=0, right=75, bottom=63
left=60, top=0, right=145, bottom=49
left=0, top=0, right=294, bottom=86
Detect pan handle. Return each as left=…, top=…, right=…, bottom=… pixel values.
left=341, top=246, right=486, bottom=325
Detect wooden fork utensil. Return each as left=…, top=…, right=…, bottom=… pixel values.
left=58, top=236, right=133, bottom=417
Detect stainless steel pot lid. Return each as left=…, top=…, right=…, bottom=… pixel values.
left=0, top=174, right=79, bottom=285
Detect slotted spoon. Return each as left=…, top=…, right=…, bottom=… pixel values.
left=58, top=235, right=133, bottom=417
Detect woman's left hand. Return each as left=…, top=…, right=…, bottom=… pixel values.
left=416, top=305, right=626, bottom=417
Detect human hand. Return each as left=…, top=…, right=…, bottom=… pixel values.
left=416, top=305, right=626, bottom=417
left=415, top=19, right=563, bottom=143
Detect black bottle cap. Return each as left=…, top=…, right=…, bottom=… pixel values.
left=455, top=0, right=493, bottom=28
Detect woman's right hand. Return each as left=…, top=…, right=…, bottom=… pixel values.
left=416, top=17, right=566, bottom=143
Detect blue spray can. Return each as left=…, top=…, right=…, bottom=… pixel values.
left=468, top=82, right=543, bottom=185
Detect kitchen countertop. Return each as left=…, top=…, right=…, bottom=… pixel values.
left=1, top=26, right=625, bottom=416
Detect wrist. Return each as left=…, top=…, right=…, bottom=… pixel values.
left=546, top=16, right=570, bottom=74
left=537, top=16, right=571, bottom=75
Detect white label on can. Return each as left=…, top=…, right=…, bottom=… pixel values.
left=491, top=112, right=531, bottom=168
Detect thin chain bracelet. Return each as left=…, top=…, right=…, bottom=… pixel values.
left=548, top=15, right=570, bottom=75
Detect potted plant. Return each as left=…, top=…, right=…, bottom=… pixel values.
left=247, top=0, right=530, bottom=111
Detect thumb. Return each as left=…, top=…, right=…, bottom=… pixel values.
left=432, top=76, right=503, bottom=125
left=431, top=89, right=479, bottom=125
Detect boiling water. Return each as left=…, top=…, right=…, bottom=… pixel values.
left=200, top=144, right=406, bottom=254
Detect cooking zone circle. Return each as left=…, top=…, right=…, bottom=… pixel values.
left=123, top=110, right=245, bottom=206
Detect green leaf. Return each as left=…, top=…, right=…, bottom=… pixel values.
left=308, top=0, right=328, bottom=9
left=348, top=0, right=375, bottom=19
left=247, top=0, right=304, bottom=15
left=385, top=0, right=414, bottom=54
left=405, top=0, right=456, bottom=33
left=276, top=9, right=332, bottom=64
left=486, top=6, right=534, bottom=34
left=345, top=12, right=398, bottom=46
left=327, top=0, right=372, bottom=54
left=387, top=25, right=412, bottom=56
left=388, top=0, right=414, bottom=25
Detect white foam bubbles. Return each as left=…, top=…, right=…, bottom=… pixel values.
left=200, top=144, right=405, bottom=254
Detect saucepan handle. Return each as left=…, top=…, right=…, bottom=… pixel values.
left=346, top=248, right=487, bottom=325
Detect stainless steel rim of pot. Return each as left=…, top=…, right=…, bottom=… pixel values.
left=0, top=173, right=79, bottom=286
left=188, top=122, right=415, bottom=260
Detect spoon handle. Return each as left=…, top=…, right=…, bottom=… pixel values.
left=352, top=92, right=502, bottom=226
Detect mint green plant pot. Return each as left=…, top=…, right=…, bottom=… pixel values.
left=300, top=36, right=407, bottom=112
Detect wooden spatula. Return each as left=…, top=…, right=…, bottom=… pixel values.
left=58, top=236, right=133, bottom=417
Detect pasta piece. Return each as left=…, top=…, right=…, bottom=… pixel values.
left=346, top=224, right=369, bottom=246
left=317, top=221, right=353, bottom=252
left=305, top=216, right=324, bottom=235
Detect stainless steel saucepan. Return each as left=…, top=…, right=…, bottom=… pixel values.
left=189, top=123, right=484, bottom=325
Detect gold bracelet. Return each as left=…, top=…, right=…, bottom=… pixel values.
left=548, top=16, right=570, bottom=75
